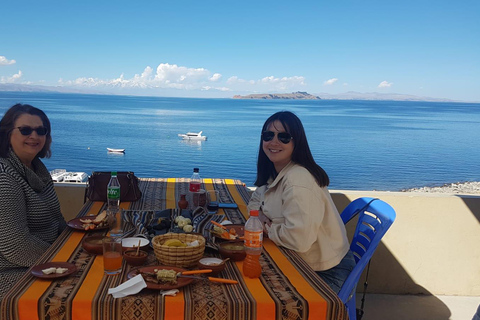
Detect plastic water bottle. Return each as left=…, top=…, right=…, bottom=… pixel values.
left=243, top=210, right=263, bottom=278
left=189, top=168, right=201, bottom=192
left=107, top=172, right=122, bottom=237
left=107, top=172, right=120, bottom=213
left=189, top=168, right=203, bottom=209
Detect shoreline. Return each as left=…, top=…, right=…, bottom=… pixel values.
left=401, top=181, right=480, bottom=194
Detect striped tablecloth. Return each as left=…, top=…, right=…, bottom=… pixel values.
left=1, top=178, right=348, bottom=320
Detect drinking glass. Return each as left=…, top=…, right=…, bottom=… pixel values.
left=191, top=189, right=207, bottom=209
left=206, top=190, right=220, bottom=214
left=103, top=236, right=123, bottom=275
left=107, top=209, right=125, bottom=238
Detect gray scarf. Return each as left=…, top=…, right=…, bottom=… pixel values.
left=5, top=149, right=51, bottom=193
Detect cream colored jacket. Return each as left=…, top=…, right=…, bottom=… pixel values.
left=248, top=162, right=350, bottom=271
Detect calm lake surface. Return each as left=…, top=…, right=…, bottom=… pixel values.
left=1, top=91, right=480, bottom=191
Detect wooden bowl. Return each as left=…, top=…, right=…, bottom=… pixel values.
left=121, top=237, right=150, bottom=252
left=82, top=235, right=104, bottom=255
left=218, top=241, right=246, bottom=261
left=198, top=257, right=226, bottom=275
left=123, top=249, right=148, bottom=266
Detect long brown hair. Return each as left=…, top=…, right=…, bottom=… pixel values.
left=254, top=111, right=329, bottom=187
left=0, top=104, right=52, bottom=158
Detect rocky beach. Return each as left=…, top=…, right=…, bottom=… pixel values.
left=402, top=181, right=480, bottom=194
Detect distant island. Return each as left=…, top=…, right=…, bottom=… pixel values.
left=233, top=91, right=321, bottom=100
left=232, top=90, right=458, bottom=102
left=0, top=84, right=466, bottom=102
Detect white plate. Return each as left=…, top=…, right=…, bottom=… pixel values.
left=122, top=237, right=150, bottom=249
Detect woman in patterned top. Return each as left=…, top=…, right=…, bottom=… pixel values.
left=0, top=104, right=66, bottom=300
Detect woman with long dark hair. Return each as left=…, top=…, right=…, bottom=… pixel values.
left=0, top=104, right=66, bottom=300
left=248, top=110, right=355, bottom=293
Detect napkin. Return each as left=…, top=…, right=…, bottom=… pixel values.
left=108, top=274, right=147, bottom=298
left=160, top=289, right=179, bottom=296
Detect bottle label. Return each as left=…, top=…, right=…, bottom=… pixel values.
left=244, top=230, right=263, bottom=248
left=189, top=182, right=201, bottom=192
left=107, top=187, right=120, bottom=199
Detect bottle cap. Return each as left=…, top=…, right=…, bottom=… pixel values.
left=249, top=210, right=259, bottom=216
left=111, top=171, right=117, bottom=176
left=193, top=168, right=199, bottom=172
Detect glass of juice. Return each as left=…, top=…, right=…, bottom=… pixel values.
left=103, top=236, right=123, bottom=275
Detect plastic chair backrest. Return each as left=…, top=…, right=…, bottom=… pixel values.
left=338, top=197, right=396, bottom=320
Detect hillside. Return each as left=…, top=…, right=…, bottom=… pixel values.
left=233, top=91, right=321, bottom=100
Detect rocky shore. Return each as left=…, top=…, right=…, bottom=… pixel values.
left=402, top=181, right=480, bottom=194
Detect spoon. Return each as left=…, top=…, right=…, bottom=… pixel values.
left=136, top=240, right=141, bottom=256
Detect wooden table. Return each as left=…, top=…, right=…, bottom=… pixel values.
left=1, top=178, right=348, bottom=320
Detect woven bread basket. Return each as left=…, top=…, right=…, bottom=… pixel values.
left=152, top=233, right=206, bottom=268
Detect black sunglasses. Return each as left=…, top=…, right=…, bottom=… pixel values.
left=15, top=126, right=48, bottom=136
left=262, top=131, right=293, bottom=144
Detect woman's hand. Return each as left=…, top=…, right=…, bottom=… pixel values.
left=258, top=210, right=272, bottom=237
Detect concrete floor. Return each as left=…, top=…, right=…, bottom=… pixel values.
left=358, top=294, right=480, bottom=320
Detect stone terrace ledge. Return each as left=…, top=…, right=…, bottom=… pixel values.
left=54, top=183, right=480, bottom=320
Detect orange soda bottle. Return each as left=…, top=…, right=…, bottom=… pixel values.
left=243, top=210, right=263, bottom=278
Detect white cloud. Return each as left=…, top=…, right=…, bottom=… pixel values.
left=202, top=85, right=230, bottom=91
left=0, top=70, right=22, bottom=83
left=0, top=56, right=16, bottom=66
left=323, top=78, right=338, bottom=86
left=378, top=80, right=393, bottom=88
left=259, top=76, right=305, bottom=91
left=154, top=63, right=210, bottom=85
left=209, top=73, right=222, bottom=82
left=227, top=76, right=245, bottom=84
left=56, top=62, right=306, bottom=94
left=60, top=63, right=215, bottom=90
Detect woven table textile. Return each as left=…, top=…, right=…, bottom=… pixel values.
left=1, top=178, right=347, bottom=320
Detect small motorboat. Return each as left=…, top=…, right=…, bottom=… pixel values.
left=50, top=169, right=68, bottom=182
left=177, top=131, right=207, bottom=141
left=50, top=169, right=88, bottom=183
left=107, top=148, right=125, bottom=153
left=62, top=172, right=89, bottom=183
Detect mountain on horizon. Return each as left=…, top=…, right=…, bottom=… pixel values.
left=0, top=83, right=105, bottom=95
left=314, top=91, right=455, bottom=102
left=0, top=83, right=461, bottom=102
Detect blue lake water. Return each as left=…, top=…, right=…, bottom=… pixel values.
left=1, top=91, right=480, bottom=191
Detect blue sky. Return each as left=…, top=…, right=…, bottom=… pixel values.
left=1, top=0, right=479, bottom=101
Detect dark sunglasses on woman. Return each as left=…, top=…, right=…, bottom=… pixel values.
left=262, top=131, right=293, bottom=144
left=15, top=126, right=48, bottom=136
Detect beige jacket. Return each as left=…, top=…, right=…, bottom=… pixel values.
left=248, top=162, right=350, bottom=271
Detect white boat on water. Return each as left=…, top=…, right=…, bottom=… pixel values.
left=177, top=131, right=207, bottom=141
left=50, top=169, right=68, bottom=182
left=50, top=169, right=89, bottom=183
left=107, top=148, right=125, bottom=153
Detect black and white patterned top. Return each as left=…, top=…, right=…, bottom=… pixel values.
left=0, top=150, right=66, bottom=299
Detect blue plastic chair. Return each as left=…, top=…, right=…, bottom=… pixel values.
left=338, top=197, right=396, bottom=320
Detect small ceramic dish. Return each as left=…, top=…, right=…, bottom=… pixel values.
left=218, top=241, right=246, bottom=261
left=81, top=235, right=105, bottom=254
left=123, top=249, right=149, bottom=266
left=122, top=237, right=150, bottom=252
left=198, top=257, right=226, bottom=275
left=211, top=224, right=245, bottom=243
